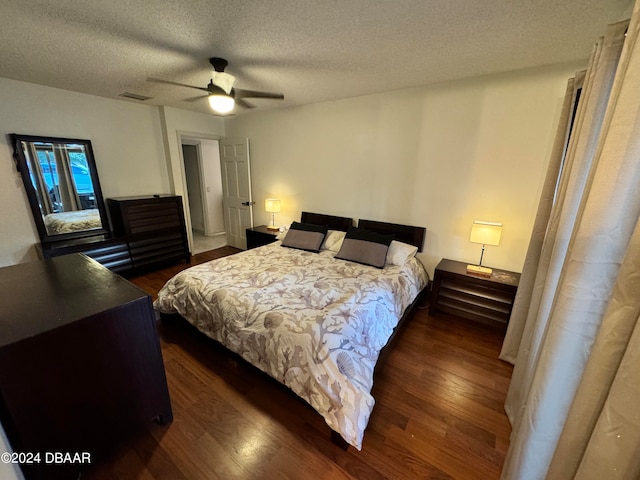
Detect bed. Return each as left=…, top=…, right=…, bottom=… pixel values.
left=154, top=212, right=428, bottom=449
left=43, top=208, right=102, bottom=235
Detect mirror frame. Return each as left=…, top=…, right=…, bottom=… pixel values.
left=10, top=133, right=110, bottom=244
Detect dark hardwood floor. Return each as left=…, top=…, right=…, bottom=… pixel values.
left=86, top=248, right=513, bottom=480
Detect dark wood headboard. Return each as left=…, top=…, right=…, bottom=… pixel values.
left=357, top=219, right=426, bottom=252
left=299, top=212, right=425, bottom=251
left=300, top=212, right=353, bottom=231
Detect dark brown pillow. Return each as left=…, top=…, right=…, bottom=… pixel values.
left=335, top=227, right=394, bottom=268
left=281, top=222, right=328, bottom=253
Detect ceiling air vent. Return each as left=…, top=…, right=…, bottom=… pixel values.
left=119, top=92, right=152, bottom=101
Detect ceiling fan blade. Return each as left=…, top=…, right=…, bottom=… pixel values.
left=235, top=98, right=255, bottom=109
left=183, top=94, right=208, bottom=103
left=147, top=77, right=210, bottom=93
left=233, top=88, right=284, bottom=100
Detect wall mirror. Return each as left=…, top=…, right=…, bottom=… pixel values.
left=10, top=134, right=109, bottom=244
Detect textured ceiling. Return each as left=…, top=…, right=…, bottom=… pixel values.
left=0, top=0, right=631, bottom=116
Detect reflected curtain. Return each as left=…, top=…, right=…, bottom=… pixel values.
left=499, top=5, right=640, bottom=479
left=26, top=143, right=54, bottom=215
left=53, top=144, right=81, bottom=211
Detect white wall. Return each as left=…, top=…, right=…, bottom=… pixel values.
left=159, top=106, right=225, bottom=194
left=0, top=77, right=169, bottom=266
left=226, top=63, right=583, bottom=275
left=0, top=64, right=582, bottom=274
left=0, top=80, right=227, bottom=266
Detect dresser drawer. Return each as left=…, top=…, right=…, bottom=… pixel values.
left=129, top=233, right=187, bottom=269
left=107, top=195, right=191, bottom=273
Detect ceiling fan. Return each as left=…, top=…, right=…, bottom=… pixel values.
left=148, top=57, right=284, bottom=114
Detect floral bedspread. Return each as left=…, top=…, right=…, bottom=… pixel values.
left=154, top=242, right=428, bottom=449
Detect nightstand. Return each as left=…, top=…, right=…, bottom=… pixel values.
left=430, top=258, right=520, bottom=327
left=246, top=225, right=279, bottom=249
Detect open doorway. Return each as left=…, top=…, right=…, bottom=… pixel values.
left=181, top=138, right=226, bottom=254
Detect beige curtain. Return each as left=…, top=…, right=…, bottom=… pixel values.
left=54, top=144, right=81, bottom=212
left=25, top=143, right=54, bottom=215
left=499, top=72, right=582, bottom=363
left=500, top=5, right=639, bottom=479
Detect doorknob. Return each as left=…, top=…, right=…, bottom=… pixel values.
left=241, top=201, right=255, bottom=206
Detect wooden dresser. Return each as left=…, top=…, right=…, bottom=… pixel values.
left=39, top=234, right=132, bottom=274
left=0, top=254, right=172, bottom=480
left=430, top=258, right=520, bottom=327
left=40, top=195, right=190, bottom=276
left=108, top=195, right=191, bottom=273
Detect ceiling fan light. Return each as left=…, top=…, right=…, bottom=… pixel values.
left=208, top=94, right=234, bottom=113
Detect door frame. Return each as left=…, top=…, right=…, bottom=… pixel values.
left=181, top=139, right=210, bottom=235
left=172, top=130, right=222, bottom=253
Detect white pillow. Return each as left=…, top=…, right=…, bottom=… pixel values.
left=385, top=240, right=418, bottom=266
left=320, top=230, right=346, bottom=252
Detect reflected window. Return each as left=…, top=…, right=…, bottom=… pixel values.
left=26, top=142, right=97, bottom=214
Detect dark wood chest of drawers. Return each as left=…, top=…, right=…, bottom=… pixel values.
left=430, top=258, right=520, bottom=327
left=108, top=195, right=190, bottom=273
left=0, top=254, right=172, bottom=480
left=40, top=196, right=190, bottom=276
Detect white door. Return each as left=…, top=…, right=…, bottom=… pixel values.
left=220, top=138, right=253, bottom=249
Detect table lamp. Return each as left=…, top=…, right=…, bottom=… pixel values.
left=265, top=198, right=281, bottom=230
left=467, top=220, right=502, bottom=276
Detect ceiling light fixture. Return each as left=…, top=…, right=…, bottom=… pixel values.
left=208, top=93, right=234, bottom=113
left=207, top=83, right=235, bottom=113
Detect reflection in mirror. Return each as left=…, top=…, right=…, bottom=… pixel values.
left=11, top=134, right=109, bottom=243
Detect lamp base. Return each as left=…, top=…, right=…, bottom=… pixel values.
left=466, top=264, right=493, bottom=276
left=266, top=225, right=279, bottom=231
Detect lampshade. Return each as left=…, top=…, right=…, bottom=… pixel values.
left=469, top=221, right=502, bottom=246
left=265, top=198, right=281, bottom=213
left=208, top=94, right=235, bottom=113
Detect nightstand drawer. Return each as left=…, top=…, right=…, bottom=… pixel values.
left=430, top=258, right=520, bottom=326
